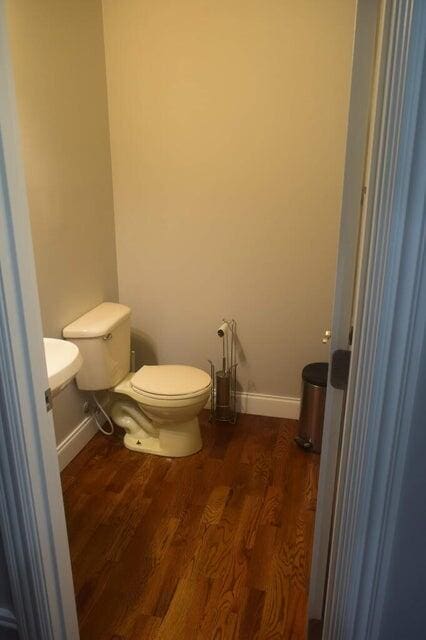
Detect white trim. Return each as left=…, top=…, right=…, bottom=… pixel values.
left=323, top=1, right=426, bottom=638
left=57, top=416, right=98, bottom=471
left=206, top=391, right=300, bottom=420
left=236, top=392, right=300, bottom=420
left=56, top=390, right=300, bottom=474
left=56, top=391, right=300, bottom=473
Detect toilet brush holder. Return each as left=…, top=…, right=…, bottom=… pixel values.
left=216, top=369, right=231, bottom=420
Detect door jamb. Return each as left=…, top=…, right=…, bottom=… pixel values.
left=308, top=0, right=383, bottom=621
left=0, top=4, right=79, bottom=638
left=323, top=1, right=426, bottom=637
left=0, top=0, right=424, bottom=638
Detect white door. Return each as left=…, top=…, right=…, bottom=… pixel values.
left=308, top=0, right=383, bottom=624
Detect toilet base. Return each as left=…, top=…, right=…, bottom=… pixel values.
left=123, top=417, right=202, bottom=457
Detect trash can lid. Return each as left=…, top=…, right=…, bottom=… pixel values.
left=302, top=362, right=329, bottom=387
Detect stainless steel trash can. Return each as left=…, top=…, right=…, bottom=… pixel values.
left=295, top=362, right=328, bottom=453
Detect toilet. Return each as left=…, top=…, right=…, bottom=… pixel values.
left=63, top=302, right=211, bottom=457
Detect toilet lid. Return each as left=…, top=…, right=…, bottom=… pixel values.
left=131, top=365, right=211, bottom=398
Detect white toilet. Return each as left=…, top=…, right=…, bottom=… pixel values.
left=63, top=302, right=211, bottom=457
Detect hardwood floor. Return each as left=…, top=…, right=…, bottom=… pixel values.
left=61, top=411, right=319, bottom=640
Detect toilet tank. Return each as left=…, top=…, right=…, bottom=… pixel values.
left=63, top=302, right=131, bottom=390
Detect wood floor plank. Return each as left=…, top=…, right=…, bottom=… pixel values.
left=155, top=575, right=211, bottom=640
left=247, top=524, right=278, bottom=592
left=192, top=482, right=247, bottom=580
left=111, top=613, right=162, bottom=640
left=63, top=411, right=319, bottom=639
left=257, top=434, right=317, bottom=640
left=72, top=495, right=152, bottom=592
left=239, top=588, right=266, bottom=640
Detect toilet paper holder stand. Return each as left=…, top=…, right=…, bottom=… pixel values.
left=209, top=318, right=238, bottom=424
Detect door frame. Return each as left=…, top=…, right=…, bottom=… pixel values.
left=311, top=0, right=426, bottom=637
left=308, top=0, right=383, bottom=620
left=0, top=4, right=79, bottom=639
left=0, top=0, right=424, bottom=639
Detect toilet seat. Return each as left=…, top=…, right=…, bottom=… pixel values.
left=130, top=364, right=211, bottom=400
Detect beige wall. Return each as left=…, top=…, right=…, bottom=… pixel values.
left=103, top=0, right=356, bottom=397
left=6, top=1, right=118, bottom=443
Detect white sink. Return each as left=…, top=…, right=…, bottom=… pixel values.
left=43, top=338, right=83, bottom=395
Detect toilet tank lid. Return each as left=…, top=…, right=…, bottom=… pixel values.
left=63, top=302, right=131, bottom=339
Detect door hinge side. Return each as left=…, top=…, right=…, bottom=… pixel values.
left=330, top=350, right=351, bottom=390
left=45, top=388, right=53, bottom=412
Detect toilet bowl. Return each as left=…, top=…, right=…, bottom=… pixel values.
left=111, top=365, right=211, bottom=456
left=63, top=303, right=211, bottom=457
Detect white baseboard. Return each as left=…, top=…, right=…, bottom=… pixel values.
left=58, top=392, right=300, bottom=471
left=207, top=391, right=300, bottom=420
left=236, top=392, right=300, bottom=419
left=57, top=415, right=98, bottom=471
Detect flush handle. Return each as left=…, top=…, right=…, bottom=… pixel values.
left=103, top=333, right=112, bottom=341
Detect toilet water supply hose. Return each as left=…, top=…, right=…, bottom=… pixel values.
left=92, top=393, right=115, bottom=436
